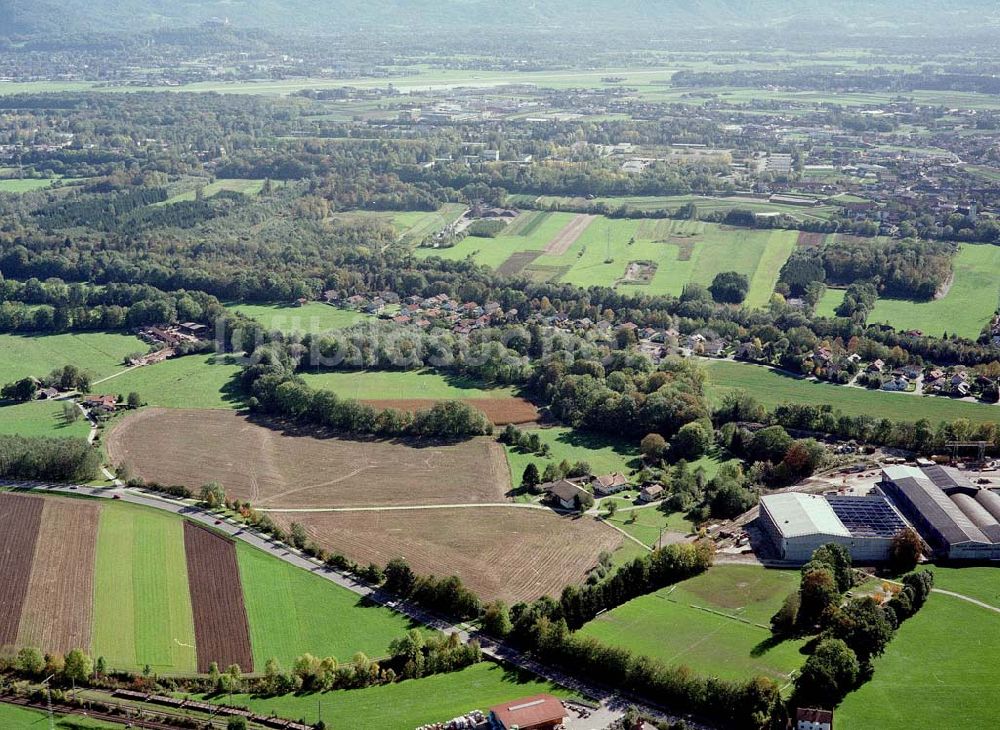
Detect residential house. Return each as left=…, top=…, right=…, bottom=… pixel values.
left=867, top=359, right=885, bottom=373
left=489, top=694, right=568, bottom=730
left=543, top=480, right=589, bottom=511
left=84, top=395, right=117, bottom=414
left=703, top=339, right=728, bottom=358
left=639, top=484, right=665, bottom=503
left=592, top=473, right=629, bottom=497
left=37, top=387, right=60, bottom=400
left=795, top=707, right=833, bottom=730
left=882, top=376, right=910, bottom=392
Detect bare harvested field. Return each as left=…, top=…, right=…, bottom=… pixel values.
left=183, top=523, right=253, bottom=672
left=107, top=409, right=510, bottom=508
left=0, top=494, right=43, bottom=649
left=16, top=499, right=100, bottom=655
left=544, top=214, right=596, bottom=255
left=796, top=231, right=826, bottom=248
left=273, top=508, right=624, bottom=604
left=496, top=250, right=542, bottom=276
left=362, top=397, right=540, bottom=425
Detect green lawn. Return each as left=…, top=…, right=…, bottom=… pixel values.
left=537, top=194, right=840, bottom=222
left=0, top=332, right=146, bottom=382
left=197, top=662, right=572, bottom=729
left=868, top=243, right=1000, bottom=339
left=103, top=355, right=244, bottom=409
left=838, top=593, right=1000, bottom=729
left=504, top=426, right=640, bottom=489
left=237, top=543, right=417, bottom=669
left=92, top=503, right=198, bottom=674
left=0, top=702, right=123, bottom=729
left=337, top=204, right=468, bottom=247
left=702, top=359, right=1000, bottom=425
left=921, top=566, right=1000, bottom=609
left=604, top=506, right=695, bottom=547
left=417, top=214, right=795, bottom=307
left=579, top=565, right=806, bottom=683
left=0, top=178, right=64, bottom=193
left=299, top=368, right=518, bottom=400
left=815, top=288, right=846, bottom=318
left=0, top=399, right=90, bottom=438
left=224, top=301, right=373, bottom=335
left=163, top=178, right=265, bottom=204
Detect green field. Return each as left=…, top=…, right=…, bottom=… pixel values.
left=336, top=204, right=468, bottom=247
left=0, top=399, right=90, bottom=439
left=579, top=565, right=806, bottom=682
left=237, top=542, right=417, bottom=669
left=868, top=244, right=1000, bottom=339
left=603, top=505, right=695, bottom=547
left=838, top=592, right=1000, bottom=729
left=299, top=368, right=518, bottom=400
left=0, top=702, right=122, bottom=729
left=703, top=359, right=1000, bottom=425
left=815, top=287, right=846, bottom=318
left=92, top=503, right=198, bottom=674
left=104, top=355, right=244, bottom=409
left=417, top=214, right=796, bottom=306
left=537, top=194, right=839, bottom=222
left=0, top=332, right=146, bottom=382
left=921, top=566, right=1000, bottom=609
left=163, top=178, right=265, bottom=204
left=224, top=301, right=373, bottom=334
left=504, top=426, right=640, bottom=489
left=0, top=178, right=64, bottom=193
left=199, top=662, right=572, bottom=729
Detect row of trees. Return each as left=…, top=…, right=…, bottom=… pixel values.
left=0, top=435, right=100, bottom=481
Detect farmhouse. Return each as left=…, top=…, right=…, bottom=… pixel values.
left=543, top=479, right=588, bottom=510
left=592, top=472, right=628, bottom=496
left=796, top=707, right=834, bottom=730
left=83, top=394, right=118, bottom=414
left=488, top=694, right=568, bottom=730
left=639, top=484, right=665, bottom=503
left=758, top=492, right=908, bottom=563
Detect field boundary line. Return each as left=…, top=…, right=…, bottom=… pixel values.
left=255, top=502, right=551, bottom=513
left=595, top=516, right=653, bottom=552
left=931, top=588, right=1000, bottom=615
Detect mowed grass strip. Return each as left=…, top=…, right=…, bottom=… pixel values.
left=237, top=542, right=416, bottom=669
left=183, top=524, right=253, bottom=673
left=579, top=565, right=806, bottom=683
left=106, top=354, right=244, bottom=410
left=16, top=498, right=100, bottom=655
left=200, top=662, right=573, bottom=729
left=298, top=368, right=518, bottom=400
left=837, top=594, right=1000, bottom=729
left=92, top=503, right=197, bottom=673
left=703, top=359, right=1000, bottom=425
left=0, top=332, right=146, bottom=382
left=0, top=494, right=44, bottom=648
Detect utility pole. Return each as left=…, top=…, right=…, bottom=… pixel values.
left=41, top=674, right=55, bottom=730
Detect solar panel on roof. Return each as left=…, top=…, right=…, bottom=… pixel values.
left=827, top=496, right=907, bottom=538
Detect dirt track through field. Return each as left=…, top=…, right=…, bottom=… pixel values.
left=275, top=507, right=624, bottom=604
left=183, top=523, right=253, bottom=673
left=108, top=409, right=511, bottom=509
left=16, top=499, right=100, bottom=655
left=543, top=214, right=596, bottom=255
left=0, top=493, right=44, bottom=648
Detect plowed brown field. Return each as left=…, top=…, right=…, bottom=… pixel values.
left=273, top=507, right=624, bottom=604
left=107, top=409, right=510, bottom=509
left=16, top=499, right=100, bottom=655
left=544, top=214, right=596, bottom=255
left=0, top=493, right=44, bottom=649
left=183, top=523, right=253, bottom=673
left=361, top=397, right=540, bottom=425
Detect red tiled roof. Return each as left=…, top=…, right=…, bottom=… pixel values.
left=490, top=694, right=565, bottom=730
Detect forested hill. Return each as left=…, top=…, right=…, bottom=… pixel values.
left=2, top=0, right=998, bottom=36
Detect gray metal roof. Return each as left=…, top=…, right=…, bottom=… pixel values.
left=890, top=476, right=992, bottom=546
left=760, top=493, right=850, bottom=539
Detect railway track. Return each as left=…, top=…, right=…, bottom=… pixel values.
left=0, top=695, right=228, bottom=730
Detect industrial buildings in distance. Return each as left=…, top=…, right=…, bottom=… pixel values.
left=759, top=464, right=1000, bottom=563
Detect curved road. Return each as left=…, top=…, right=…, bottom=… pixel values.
left=0, top=478, right=715, bottom=730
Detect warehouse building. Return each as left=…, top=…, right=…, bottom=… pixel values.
left=878, top=465, right=1000, bottom=560
left=758, top=492, right=908, bottom=563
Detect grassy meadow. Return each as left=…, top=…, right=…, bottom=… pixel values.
left=92, top=503, right=198, bottom=674
left=868, top=243, right=1000, bottom=339
left=104, top=355, right=244, bottom=409
left=0, top=399, right=90, bottom=439
left=198, top=662, right=573, bottom=729
left=163, top=178, right=266, bottom=204
left=702, top=359, right=1000, bottom=425
left=299, top=368, right=518, bottom=400
left=838, top=592, right=1000, bottom=729
left=224, top=301, right=373, bottom=334
left=504, top=426, right=640, bottom=489
left=237, top=543, right=417, bottom=669
left=579, top=565, right=806, bottom=683
left=0, top=332, right=145, bottom=382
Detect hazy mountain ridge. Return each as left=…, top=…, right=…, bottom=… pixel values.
left=3, top=0, right=998, bottom=36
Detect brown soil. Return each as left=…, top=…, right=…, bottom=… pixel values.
left=183, top=523, right=253, bottom=673
left=796, top=231, right=827, bottom=248
left=274, top=507, right=624, bottom=604
left=16, top=499, right=100, bottom=655
left=543, top=214, right=596, bottom=255
left=496, top=250, right=543, bottom=277
left=106, top=409, right=511, bottom=509
left=0, top=493, right=44, bottom=649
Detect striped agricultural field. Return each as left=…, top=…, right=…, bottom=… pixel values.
left=0, top=493, right=44, bottom=651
